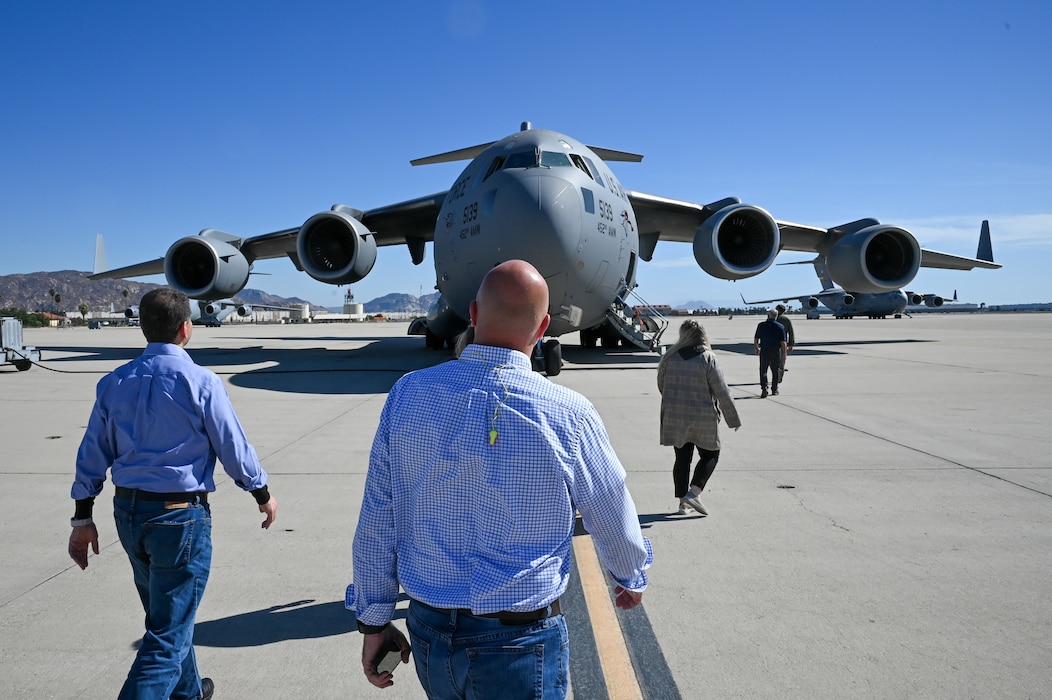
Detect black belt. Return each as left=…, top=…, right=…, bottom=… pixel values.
left=114, top=486, right=208, bottom=504
left=416, top=598, right=562, bottom=626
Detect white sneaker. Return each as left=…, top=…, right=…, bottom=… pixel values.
left=683, top=494, right=708, bottom=516
left=676, top=499, right=688, bottom=515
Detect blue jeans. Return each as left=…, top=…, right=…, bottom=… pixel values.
left=114, top=494, right=212, bottom=700
left=407, top=600, right=569, bottom=700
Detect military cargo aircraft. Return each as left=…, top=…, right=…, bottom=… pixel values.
left=741, top=221, right=993, bottom=319
left=90, top=124, right=1001, bottom=374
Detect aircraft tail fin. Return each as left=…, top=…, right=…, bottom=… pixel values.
left=976, top=220, right=994, bottom=262
left=93, top=234, right=107, bottom=275
left=812, top=257, right=835, bottom=292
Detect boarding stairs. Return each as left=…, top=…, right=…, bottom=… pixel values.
left=605, top=290, right=668, bottom=353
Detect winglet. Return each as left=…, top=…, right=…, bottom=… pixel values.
left=976, top=220, right=994, bottom=262
left=93, top=234, right=107, bottom=275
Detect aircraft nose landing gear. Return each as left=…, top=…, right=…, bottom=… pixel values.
left=532, top=339, right=562, bottom=376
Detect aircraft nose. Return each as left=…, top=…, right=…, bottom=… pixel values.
left=489, top=171, right=581, bottom=263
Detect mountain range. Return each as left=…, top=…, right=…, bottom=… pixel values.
left=0, top=271, right=439, bottom=315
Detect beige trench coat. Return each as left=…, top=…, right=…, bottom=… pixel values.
left=657, top=348, right=741, bottom=450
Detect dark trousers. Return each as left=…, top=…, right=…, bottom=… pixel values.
left=673, top=443, right=720, bottom=498
left=759, top=349, right=781, bottom=391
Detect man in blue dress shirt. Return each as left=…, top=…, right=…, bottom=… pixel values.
left=352, top=260, right=652, bottom=698
left=68, top=288, right=278, bottom=700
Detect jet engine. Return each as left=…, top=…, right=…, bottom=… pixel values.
left=693, top=204, right=780, bottom=280
left=804, top=297, right=820, bottom=309
left=842, top=294, right=855, bottom=306
left=203, top=302, right=222, bottom=316
left=164, top=234, right=251, bottom=299
left=825, top=225, right=921, bottom=294
left=235, top=304, right=254, bottom=317
left=908, top=292, right=924, bottom=306
left=297, top=206, right=378, bottom=285
left=924, top=294, right=944, bottom=308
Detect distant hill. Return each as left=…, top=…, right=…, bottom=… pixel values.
left=0, top=270, right=328, bottom=315
left=0, top=270, right=432, bottom=316
left=676, top=299, right=717, bottom=310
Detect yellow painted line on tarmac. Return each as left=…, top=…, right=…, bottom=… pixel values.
left=572, top=533, right=644, bottom=700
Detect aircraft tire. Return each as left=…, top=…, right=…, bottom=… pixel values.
left=580, top=328, right=597, bottom=348
left=542, top=339, right=562, bottom=376
left=14, top=360, right=32, bottom=371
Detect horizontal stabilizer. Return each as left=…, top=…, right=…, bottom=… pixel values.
left=411, top=142, right=495, bottom=166
left=588, top=147, right=644, bottom=163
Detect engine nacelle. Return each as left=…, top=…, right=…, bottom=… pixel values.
left=924, top=295, right=944, bottom=308
left=908, top=292, right=924, bottom=306
left=842, top=294, right=855, bottom=306
left=297, top=206, right=378, bottom=285
left=124, top=306, right=139, bottom=319
left=235, top=304, right=253, bottom=317
left=825, top=225, right=920, bottom=294
left=804, top=297, right=820, bottom=309
left=164, top=233, right=251, bottom=299
left=693, top=204, right=780, bottom=280
left=203, top=302, right=222, bottom=316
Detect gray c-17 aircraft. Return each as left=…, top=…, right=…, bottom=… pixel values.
left=741, top=221, right=993, bottom=319
left=123, top=299, right=289, bottom=327
left=89, top=123, right=1001, bottom=374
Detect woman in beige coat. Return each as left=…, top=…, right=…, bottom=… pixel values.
left=657, top=320, right=741, bottom=516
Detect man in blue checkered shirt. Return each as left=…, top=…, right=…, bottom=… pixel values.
left=352, top=260, right=652, bottom=698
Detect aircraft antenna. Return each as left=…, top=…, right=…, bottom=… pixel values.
left=521, top=121, right=531, bottom=131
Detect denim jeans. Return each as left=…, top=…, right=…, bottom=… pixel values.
left=114, top=494, right=212, bottom=700
left=407, top=600, right=569, bottom=699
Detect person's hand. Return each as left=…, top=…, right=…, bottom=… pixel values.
left=68, top=523, right=99, bottom=570
left=612, top=585, right=643, bottom=610
left=361, top=624, right=411, bottom=688
left=259, top=497, right=278, bottom=529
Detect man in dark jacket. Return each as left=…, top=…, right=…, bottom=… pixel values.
left=753, top=309, right=787, bottom=397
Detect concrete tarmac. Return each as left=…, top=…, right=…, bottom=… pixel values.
left=2, top=313, right=1049, bottom=699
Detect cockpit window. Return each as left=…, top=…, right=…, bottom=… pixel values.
left=540, top=151, right=572, bottom=168
left=569, top=154, right=593, bottom=180
left=482, top=155, right=506, bottom=181
left=504, top=150, right=538, bottom=169
left=582, top=156, right=605, bottom=187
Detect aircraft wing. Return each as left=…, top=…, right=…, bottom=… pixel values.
left=739, top=290, right=842, bottom=306
left=89, top=191, right=448, bottom=282
left=629, top=190, right=1001, bottom=271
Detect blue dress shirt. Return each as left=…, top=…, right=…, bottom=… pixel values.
left=353, top=344, right=652, bottom=626
left=72, top=342, right=268, bottom=499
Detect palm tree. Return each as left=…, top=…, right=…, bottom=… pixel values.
left=78, top=302, right=89, bottom=318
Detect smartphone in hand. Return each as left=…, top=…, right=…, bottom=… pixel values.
left=376, top=648, right=401, bottom=675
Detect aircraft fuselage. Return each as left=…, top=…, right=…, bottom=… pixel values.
left=432, top=129, right=639, bottom=337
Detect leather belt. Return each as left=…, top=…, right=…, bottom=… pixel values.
left=114, top=486, right=208, bottom=504
left=417, top=598, right=562, bottom=626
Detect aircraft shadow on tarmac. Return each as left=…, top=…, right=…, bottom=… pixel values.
left=191, top=595, right=410, bottom=647
left=36, top=336, right=932, bottom=396
left=712, top=339, right=932, bottom=357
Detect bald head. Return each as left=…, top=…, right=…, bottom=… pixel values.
left=767, top=309, right=778, bottom=319
left=470, top=260, right=551, bottom=355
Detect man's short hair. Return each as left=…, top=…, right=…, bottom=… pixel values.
left=767, top=308, right=778, bottom=319
left=776, top=304, right=786, bottom=313
left=140, top=289, right=191, bottom=343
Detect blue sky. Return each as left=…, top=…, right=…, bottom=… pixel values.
left=2, top=1, right=1048, bottom=308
